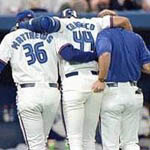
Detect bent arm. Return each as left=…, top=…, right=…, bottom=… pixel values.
left=59, top=44, right=97, bottom=63
left=98, top=52, right=111, bottom=81
left=19, top=16, right=60, bottom=33
left=112, top=16, right=133, bottom=31
left=96, top=32, right=112, bottom=80
left=91, top=35, right=112, bottom=92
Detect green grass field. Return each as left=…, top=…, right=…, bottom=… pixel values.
left=48, top=141, right=70, bottom=150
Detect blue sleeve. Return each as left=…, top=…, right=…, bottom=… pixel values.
left=96, top=32, right=112, bottom=57
left=0, top=61, right=6, bottom=73
left=139, top=37, right=150, bottom=65
left=19, top=21, right=35, bottom=31
left=19, top=16, right=60, bottom=33
left=59, top=44, right=97, bottom=63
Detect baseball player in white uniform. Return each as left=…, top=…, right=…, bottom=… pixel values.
left=0, top=11, right=61, bottom=150
left=56, top=10, right=133, bottom=150
left=18, top=9, right=133, bottom=150
left=54, top=17, right=106, bottom=150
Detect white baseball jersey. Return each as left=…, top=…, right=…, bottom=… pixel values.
left=0, top=29, right=59, bottom=84
left=55, top=16, right=111, bottom=75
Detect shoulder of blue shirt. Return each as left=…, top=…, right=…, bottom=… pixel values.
left=96, top=28, right=145, bottom=57
left=96, top=28, right=113, bottom=57
left=96, top=27, right=150, bottom=64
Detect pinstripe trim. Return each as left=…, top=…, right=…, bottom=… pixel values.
left=0, top=59, right=7, bottom=65
left=60, top=93, right=70, bottom=148
left=58, top=43, right=71, bottom=54
left=53, top=18, right=61, bottom=32
left=18, top=113, right=30, bottom=150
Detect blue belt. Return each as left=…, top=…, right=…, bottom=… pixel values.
left=20, top=83, right=57, bottom=88
left=65, top=71, right=98, bottom=78
left=107, top=81, right=137, bottom=87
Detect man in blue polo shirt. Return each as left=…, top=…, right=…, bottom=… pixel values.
left=92, top=28, right=150, bottom=150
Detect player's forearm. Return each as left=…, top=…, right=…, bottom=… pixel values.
left=60, top=44, right=97, bottom=63
left=71, top=49, right=97, bottom=63
left=98, top=52, right=111, bottom=81
left=112, top=16, right=133, bottom=31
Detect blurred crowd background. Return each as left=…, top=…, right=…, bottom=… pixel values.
left=0, top=0, right=150, bottom=150
left=0, top=0, right=150, bottom=14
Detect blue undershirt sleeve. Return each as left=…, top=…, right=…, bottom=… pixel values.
left=19, top=16, right=60, bottom=33
left=59, top=44, right=97, bottom=63
left=19, top=21, right=35, bottom=31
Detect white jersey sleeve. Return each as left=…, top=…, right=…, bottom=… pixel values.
left=53, top=32, right=67, bottom=54
left=56, top=18, right=70, bottom=33
left=91, top=15, right=111, bottom=30
left=0, top=35, right=12, bottom=64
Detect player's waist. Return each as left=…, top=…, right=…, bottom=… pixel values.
left=106, top=81, right=137, bottom=88
left=17, top=82, right=58, bottom=88
left=65, top=70, right=98, bottom=78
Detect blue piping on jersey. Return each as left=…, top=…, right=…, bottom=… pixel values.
left=0, top=60, right=6, bottom=73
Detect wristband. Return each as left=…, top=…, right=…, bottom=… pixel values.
left=98, top=78, right=105, bottom=82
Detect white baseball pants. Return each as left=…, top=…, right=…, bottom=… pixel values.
left=100, top=82, right=143, bottom=150
left=16, top=83, right=60, bottom=150
left=62, top=74, right=103, bottom=150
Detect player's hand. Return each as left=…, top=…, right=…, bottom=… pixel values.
left=92, top=80, right=106, bottom=93
left=98, top=9, right=117, bottom=17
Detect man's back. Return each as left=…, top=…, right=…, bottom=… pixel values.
left=55, top=17, right=111, bottom=74
left=96, top=28, right=146, bottom=150
left=0, top=29, right=59, bottom=83
left=96, top=28, right=149, bottom=82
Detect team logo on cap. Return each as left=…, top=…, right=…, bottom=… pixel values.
left=62, top=9, right=77, bottom=18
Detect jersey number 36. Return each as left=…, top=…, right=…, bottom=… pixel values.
left=23, top=42, right=48, bottom=65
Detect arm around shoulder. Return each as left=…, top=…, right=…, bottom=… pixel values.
left=112, top=16, right=133, bottom=31
left=19, top=16, right=60, bottom=33
left=59, top=44, right=97, bottom=63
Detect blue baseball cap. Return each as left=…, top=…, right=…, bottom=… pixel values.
left=16, top=10, right=35, bottom=23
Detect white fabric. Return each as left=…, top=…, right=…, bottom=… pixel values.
left=0, top=29, right=61, bottom=150
left=63, top=75, right=104, bottom=150
left=52, top=106, right=66, bottom=137
left=100, top=83, right=143, bottom=150
left=55, top=16, right=111, bottom=76
left=0, top=29, right=59, bottom=83
left=17, top=85, right=60, bottom=150
left=53, top=16, right=111, bottom=150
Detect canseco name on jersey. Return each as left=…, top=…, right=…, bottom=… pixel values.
left=66, top=21, right=95, bottom=31
left=11, top=32, right=53, bottom=50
